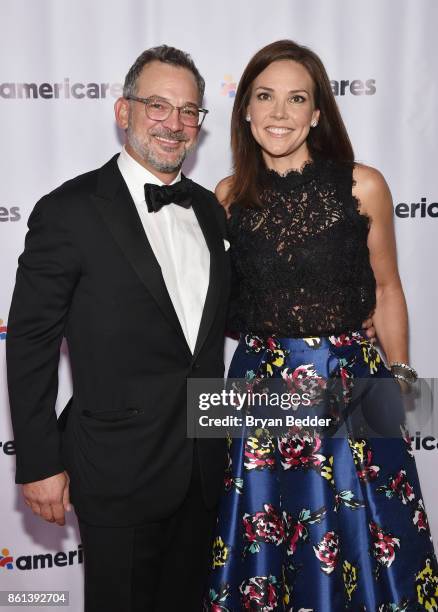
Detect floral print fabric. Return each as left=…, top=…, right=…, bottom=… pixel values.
left=205, top=333, right=437, bottom=611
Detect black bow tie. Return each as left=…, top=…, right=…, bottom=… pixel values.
left=144, top=177, right=192, bottom=213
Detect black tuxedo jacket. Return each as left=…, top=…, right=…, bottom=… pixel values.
left=7, top=155, right=230, bottom=526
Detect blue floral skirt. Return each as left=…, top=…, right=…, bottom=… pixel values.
left=204, top=332, right=437, bottom=611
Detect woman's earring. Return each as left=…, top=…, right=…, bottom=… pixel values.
left=310, top=119, right=318, bottom=128
left=246, top=114, right=251, bottom=122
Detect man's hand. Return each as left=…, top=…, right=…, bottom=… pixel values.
left=22, top=471, right=71, bottom=526
left=362, top=316, right=376, bottom=341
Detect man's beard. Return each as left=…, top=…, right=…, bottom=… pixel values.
left=127, top=124, right=196, bottom=173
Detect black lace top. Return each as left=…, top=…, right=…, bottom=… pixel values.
left=227, top=157, right=376, bottom=337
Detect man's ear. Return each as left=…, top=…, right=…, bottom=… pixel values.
left=114, top=97, right=130, bottom=130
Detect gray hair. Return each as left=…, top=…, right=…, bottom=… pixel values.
left=123, top=45, right=205, bottom=101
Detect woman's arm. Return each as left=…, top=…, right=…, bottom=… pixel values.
left=353, top=164, right=409, bottom=365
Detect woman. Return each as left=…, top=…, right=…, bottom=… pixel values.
left=205, top=40, right=437, bottom=611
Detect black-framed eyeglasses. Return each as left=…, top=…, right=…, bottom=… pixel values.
left=126, top=95, right=209, bottom=128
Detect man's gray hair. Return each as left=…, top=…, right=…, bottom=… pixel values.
left=123, top=45, right=205, bottom=101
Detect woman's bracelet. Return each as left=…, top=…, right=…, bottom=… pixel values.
left=390, top=362, right=418, bottom=383
left=392, top=373, right=412, bottom=386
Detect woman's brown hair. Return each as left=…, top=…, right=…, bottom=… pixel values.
left=229, top=40, right=354, bottom=207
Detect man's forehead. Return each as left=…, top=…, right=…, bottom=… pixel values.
left=137, top=61, right=198, bottom=93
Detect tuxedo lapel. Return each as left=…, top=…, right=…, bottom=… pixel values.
left=190, top=184, right=225, bottom=361
left=93, top=156, right=191, bottom=356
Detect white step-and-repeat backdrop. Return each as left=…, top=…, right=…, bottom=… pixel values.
left=1, top=1, right=437, bottom=608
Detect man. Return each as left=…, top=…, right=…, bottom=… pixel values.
left=7, top=46, right=230, bottom=611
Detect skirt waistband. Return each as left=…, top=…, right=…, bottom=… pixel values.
left=240, top=330, right=368, bottom=351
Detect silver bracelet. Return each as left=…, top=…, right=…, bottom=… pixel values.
left=390, top=362, right=418, bottom=383
left=392, top=373, right=412, bottom=386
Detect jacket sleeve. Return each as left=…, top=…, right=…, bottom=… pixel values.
left=6, top=194, right=81, bottom=484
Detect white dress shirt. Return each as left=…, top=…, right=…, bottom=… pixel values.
left=117, top=147, right=210, bottom=353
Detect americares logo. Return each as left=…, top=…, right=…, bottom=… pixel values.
left=0, top=319, right=6, bottom=340
left=0, top=545, right=83, bottom=571
left=0, top=548, right=13, bottom=570
left=220, top=75, right=374, bottom=98
left=395, top=197, right=438, bottom=219
left=221, top=75, right=237, bottom=98
left=0, top=439, right=15, bottom=455
left=0, top=206, right=20, bottom=222
left=330, top=79, right=376, bottom=96
left=411, top=433, right=438, bottom=451
left=0, top=79, right=122, bottom=100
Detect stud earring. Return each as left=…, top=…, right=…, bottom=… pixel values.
left=245, top=114, right=251, bottom=122
left=310, top=119, right=318, bottom=128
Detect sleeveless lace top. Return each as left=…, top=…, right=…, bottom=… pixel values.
left=227, top=158, right=376, bottom=337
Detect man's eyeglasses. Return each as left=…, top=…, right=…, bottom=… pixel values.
left=126, top=95, right=209, bottom=128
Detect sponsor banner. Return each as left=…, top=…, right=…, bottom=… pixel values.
left=0, top=207, right=21, bottom=222
left=0, top=546, right=83, bottom=572
left=1, top=0, right=437, bottom=601
left=0, top=319, right=7, bottom=341
left=0, top=80, right=122, bottom=100
left=395, top=197, right=438, bottom=219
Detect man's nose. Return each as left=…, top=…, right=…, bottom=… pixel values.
left=161, top=107, right=184, bottom=131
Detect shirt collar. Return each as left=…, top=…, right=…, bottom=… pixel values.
left=117, top=146, right=181, bottom=204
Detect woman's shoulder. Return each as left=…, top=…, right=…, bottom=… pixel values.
left=352, top=162, right=392, bottom=217
left=215, top=176, right=235, bottom=210
left=353, top=162, right=388, bottom=193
